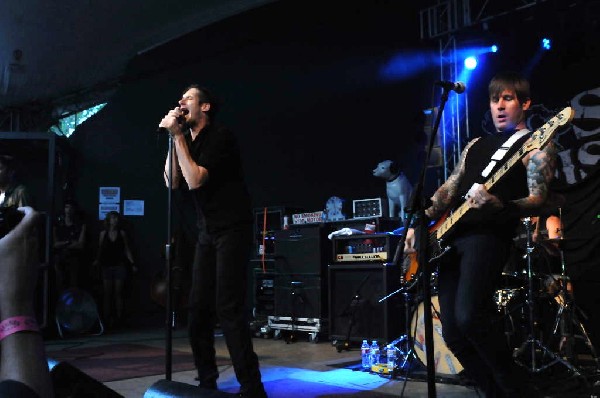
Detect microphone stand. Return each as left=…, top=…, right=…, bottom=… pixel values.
left=164, top=134, right=175, bottom=380
left=389, top=86, right=453, bottom=398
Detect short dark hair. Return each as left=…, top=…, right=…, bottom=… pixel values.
left=0, top=155, right=17, bottom=183
left=488, top=72, right=531, bottom=104
left=0, top=155, right=16, bottom=171
left=64, top=199, right=78, bottom=208
left=104, top=211, right=121, bottom=228
left=183, top=84, right=220, bottom=119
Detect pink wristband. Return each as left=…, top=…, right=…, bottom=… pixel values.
left=0, top=316, right=40, bottom=340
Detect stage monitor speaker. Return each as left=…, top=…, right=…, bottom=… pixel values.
left=328, top=262, right=404, bottom=344
left=274, top=274, right=326, bottom=319
left=274, top=225, right=327, bottom=275
left=144, top=379, right=236, bottom=397
left=49, top=359, right=123, bottom=398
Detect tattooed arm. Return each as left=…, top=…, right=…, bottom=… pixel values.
left=464, top=140, right=558, bottom=215
left=513, top=141, right=557, bottom=211
left=425, top=138, right=480, bottom=219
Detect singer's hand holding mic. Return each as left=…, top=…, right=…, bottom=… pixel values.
left=157, top=107, right=188, bottom=135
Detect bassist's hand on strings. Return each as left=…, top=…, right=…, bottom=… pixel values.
left=404, top=227, right=416, bottom=254
left=465, top=184, right=503, bottom=211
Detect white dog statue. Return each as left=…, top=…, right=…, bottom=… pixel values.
left=372, top=160, right=412, bottom=219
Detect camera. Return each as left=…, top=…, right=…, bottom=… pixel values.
left=0, top=206, right=24, bottom=239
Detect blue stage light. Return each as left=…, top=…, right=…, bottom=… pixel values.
left=491, top=45, right=498, bottom=53
left=464, top=56, right=477, bottom=70
left=542, top=38, right=551, bottom=50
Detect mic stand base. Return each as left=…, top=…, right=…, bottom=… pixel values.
left=335, top=340, right=351, bottom=353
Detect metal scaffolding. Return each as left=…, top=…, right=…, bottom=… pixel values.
left=420, top=0, right=546, bottom=40
left=419, top=0, right=548, bottom=179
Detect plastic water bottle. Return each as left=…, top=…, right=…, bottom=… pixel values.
left=387, top=344, right=397, bottom=371
left=370, top=340, right=380, bottom=366
left=361, top=340, right=370, bottom=369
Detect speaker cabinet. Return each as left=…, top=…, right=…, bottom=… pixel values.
left=328, top=262, right=404, bottom=344
left=274, top=225, right=328, bottom=274
left=274, top=274, right=326, bottom=319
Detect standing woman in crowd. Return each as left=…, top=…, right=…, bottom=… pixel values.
left=53, top=200, right=87, bottom=291
left=93, top=211, right=135, bottom=328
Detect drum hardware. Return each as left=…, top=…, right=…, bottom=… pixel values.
left=386, top=289, right=420, bottom=375
left=377, top=270, right=421, bottom=374
left=512, top=217, right=583, bottom=376
left=380, top=260, right=441, bottom=376
left=544, top=276, right=599, bottom=370
left=542, top=208, right=598, bottom=371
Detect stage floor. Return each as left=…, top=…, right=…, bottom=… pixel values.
left=43, top=322, right=598, bottom=397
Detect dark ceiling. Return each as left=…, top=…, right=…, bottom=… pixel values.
left=0, top=0, right=276, bottom=109
left=1, top=0, right=596, bottom=119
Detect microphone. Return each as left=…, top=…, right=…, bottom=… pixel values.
left=156, top=109, right=189, bottom=134
left=435, top=81, right=466, bottom=94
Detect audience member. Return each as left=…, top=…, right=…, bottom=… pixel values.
left=0, top=206, right=54, bottom=398
left=0, top=155, right=30, bottom=208
left=53, top=200, right=87, bottom=291
left=92, top=211, right=135, bottom=328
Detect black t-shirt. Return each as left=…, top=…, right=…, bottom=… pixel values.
left=55, top=220, right=84, bottom=245
left=185, top=123, right=252, bottom=232
left=454, top=130, right=531, bottom=239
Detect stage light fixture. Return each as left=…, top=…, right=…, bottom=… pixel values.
left=541, top=38, right=551, bottom=51
left=464, top=56, right=477, bottom=70
left=490, top=45, right=498, bottom=53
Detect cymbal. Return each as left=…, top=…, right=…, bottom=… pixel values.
left=542, top=236, right=588, bottom=246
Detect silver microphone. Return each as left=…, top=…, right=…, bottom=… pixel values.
left=434, top=81, right=466, bottom=94
left=156, top=108, right=189, bottom=134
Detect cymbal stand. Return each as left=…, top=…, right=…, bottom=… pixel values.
left=547, top=210, right=599, bottom=370
left=549, top=278, right=599, bottom=370
left=393, top=288, right=419, bottom=372
left=513, top=218, right=582, bottom=376
left=378, top=276, right=420, bottom=372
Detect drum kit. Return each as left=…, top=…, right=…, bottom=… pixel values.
left=393, top=212, right=599, bottom=379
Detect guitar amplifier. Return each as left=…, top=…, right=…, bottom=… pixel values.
left=328, top=262, right=404, bottom=343
left=332, top=233, right=401, bottom=263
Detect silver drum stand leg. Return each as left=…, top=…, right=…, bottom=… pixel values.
left=512, top=218, right=582, bottom=376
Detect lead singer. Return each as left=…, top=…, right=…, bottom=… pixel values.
left=160, top=85, right=267, bottom=398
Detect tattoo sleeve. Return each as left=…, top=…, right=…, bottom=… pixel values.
left=425, top=138, right=479, bottom=219
left=514, top=142, right=557, bottom=210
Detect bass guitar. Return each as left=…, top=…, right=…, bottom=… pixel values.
left=429, top=106, right=574, bottom=261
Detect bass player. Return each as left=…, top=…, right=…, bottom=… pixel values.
left=406, top=71, right=557, bottom=397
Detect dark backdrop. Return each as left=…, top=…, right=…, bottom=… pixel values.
left=66, top=0, right=600, bottom=322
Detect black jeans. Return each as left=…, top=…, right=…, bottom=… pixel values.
left=188, top=223, right=263, bottom=393
left=438, top=232, right=525, bottom=397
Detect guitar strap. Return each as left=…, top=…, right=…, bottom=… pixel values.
left=481, top=128, right=529, bottom=178
left=466, top=128, right=529, bottom=198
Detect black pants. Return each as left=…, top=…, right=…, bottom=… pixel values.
left=438, top=233, right=526, bottom=397
left=187, top=223, right=263, bottom=394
